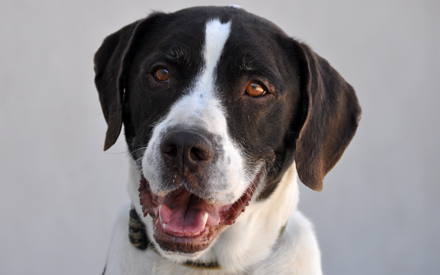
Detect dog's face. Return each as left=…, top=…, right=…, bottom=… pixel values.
left=94, top=6, right=360, bottom=258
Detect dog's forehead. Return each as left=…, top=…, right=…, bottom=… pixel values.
left=150, top=7, right=285, bottom=63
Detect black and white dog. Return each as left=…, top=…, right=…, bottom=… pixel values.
left=94, top=6, right=361, bottom=275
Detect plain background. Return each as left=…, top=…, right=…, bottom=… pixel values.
left=1, top=0, right=439, bottom=274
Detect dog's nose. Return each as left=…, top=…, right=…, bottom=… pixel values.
left=160, top=131, right=214, bottom=172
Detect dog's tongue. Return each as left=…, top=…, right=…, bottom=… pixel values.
left=158, top=189, right=220, bottom=235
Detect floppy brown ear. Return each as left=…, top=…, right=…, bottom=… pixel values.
left=94, top=19, right=145, bottom=151
left=294, top=42, right=361, bottom=191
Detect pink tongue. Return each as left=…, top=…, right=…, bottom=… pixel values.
left=159, top=204, right=207, bottom=234
left=158, top=190, right=220, bottom=234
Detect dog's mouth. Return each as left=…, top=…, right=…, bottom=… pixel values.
left=139, top=173, right=260, bottom=254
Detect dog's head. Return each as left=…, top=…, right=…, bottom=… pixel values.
left=94, top=6, right=360, bottom=258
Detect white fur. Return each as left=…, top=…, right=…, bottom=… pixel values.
left=105, top=162, right=322, bottom=274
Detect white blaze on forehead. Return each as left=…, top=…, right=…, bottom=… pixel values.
left=176, top=18, right=231, bottom=129
left=199, top=19, right=231, bottom=90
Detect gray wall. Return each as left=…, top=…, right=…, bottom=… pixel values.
left=1, top=0, right=439, bottom=274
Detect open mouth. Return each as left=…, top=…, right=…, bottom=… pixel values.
left=139, top=173, right=260, bottom=254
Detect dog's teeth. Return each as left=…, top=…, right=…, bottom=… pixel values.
left=162, top=223, right=166, bottom=229
left=202, top=212, right=208, bottom=228
left=159, top=205, right=163, bottom=222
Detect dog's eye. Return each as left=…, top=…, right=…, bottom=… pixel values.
left=246, top=82, right=266, bottom=97
left=154, top=68, right=170, bottom=82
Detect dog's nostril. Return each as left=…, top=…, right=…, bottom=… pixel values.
left=162, top=144, right=177, bottom=158
left=190, top=148, right=208, bottom=161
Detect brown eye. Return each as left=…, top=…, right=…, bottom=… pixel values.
left=154, top=68, right=170, bottom=82
left=246, top=82, right=266, bottom=97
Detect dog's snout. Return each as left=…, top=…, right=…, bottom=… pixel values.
left=160, top=131, right=214, bottom=172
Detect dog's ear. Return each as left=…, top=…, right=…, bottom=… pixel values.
left=293, top=42, right=361, bottom=191
left=94, top=20, right=144, bottom=150
left=94, top=12, right=168, bottom=151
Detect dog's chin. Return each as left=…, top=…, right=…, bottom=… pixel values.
left=138, top=173, right=260, bottom=255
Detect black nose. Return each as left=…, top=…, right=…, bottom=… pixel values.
left=160, top=131, right=214, bottom=172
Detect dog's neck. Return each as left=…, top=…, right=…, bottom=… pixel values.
left=126, top=159, right=299, bottom=272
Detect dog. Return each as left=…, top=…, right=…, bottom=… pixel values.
left=94, top=6, right=361, bottom=275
